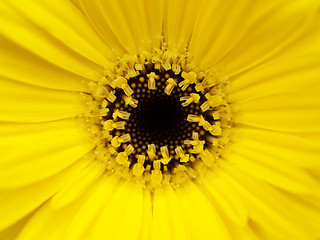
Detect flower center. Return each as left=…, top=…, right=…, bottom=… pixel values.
left=85, top=47, right=232, bottom=188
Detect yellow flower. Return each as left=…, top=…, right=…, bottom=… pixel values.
left=0, top=0, right=320, bottom=239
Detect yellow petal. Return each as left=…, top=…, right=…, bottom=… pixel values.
left=139, top=189, right=153, bottom=240
left=76, top=0, right=145, bottom=54
left=50, top=154, right=105, bottom=208
left=163, top=0, right=203, bottom=51
left=63, top=177, right=117, bottom=240
left=223, top=149, right=319, bottom=194
left=87, top=181, right=143, bottom=240
left=175, top=180, right=232, bottom=240
left=0, top=36, right=89, bottom=92
left=200, top=171, right=248, bottom=226
left=151, top=186, right=192, bottom=240
left=0, top=212, right=33, bottom=240
left=15, top=176, right=104, bottom=240
left=0, top=119, right=93, bottom=188
left=190, top=0, right=258, bottom=66
left=7, top=0, right=112, bottom=67
left=0, top=78, right=88, bottom=122
left=231, top=127, right=320, bottom=168
left=0, top=154, right=92, bottom=231
left=216, top=0, right=317, bottom=76
left=220, top=162, right=320, bottom=239
left=0, top=1, right=108, bottom=80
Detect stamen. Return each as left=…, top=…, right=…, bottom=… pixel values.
left=180, top=93, right=200, bottom=107
left=132, top=155, right=145, bottom=177
left=147, top=144, right=156, bottom=161
left=179, top=71, right=197, bottom=91
left=123, top=96, right=138, bottom=108
left=164, top=78, right=177, bottom=95
left=112, top=109, right=130, bottom=120
left=175, top=146, right=189, bottom=163
left=160, top=146, right=171, bottom=165
left=201, top=93, right=223, bottom=112
left=147, top=72, right=157, bottom=90
left=151, top=160, right=163, bottom=186
left=116, top=144, right=134, bottom=165
left=103, top=120, right=125, bottom=131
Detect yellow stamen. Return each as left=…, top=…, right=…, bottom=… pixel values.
left=147, top=144, right=156, bottom=161
left=162, top=50, right=172, bottom=70
left=111, top=134, right=131, bottom=148
left=116, top=144, right=134, bottom=165
left=160, top=146, right=171, bottom=164
left=180, top=93, right=200, bottom=107
left=111, top=76, right=134, bottom=96
left=112, top=109, right=130, bottom=120
left=201, top=93, right=223, bottom=112
left=179, top=71, right=197, bottom=91
left=147, top=72, right=157, bottom=90
left=99, top=108, right=109, bottom=117
left=164, top=78, right=177, bottom=95
left=103, top=120, right=125, bottom=131
left=175, top=146, right=190, bottom=163
left=123, top=95, right=138, bottom=108
left=151, top=160, right=162, bottom=186
left=132, top=155, right=146, bottom=177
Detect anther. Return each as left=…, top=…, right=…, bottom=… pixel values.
left=99, top=108, right=109, bottom=117
left=151, top=160, right=163, bottom=186
left=147, top=144, right=156, bottom=161
left=147, top=72, right=157, bottom=90
left=111, top=134, right=131, bottom=148
left=160, top=146, right=172, bottom=165
left=112, top=109, right=130, bottom=120
left=116, top=144, right=134, bottom=165
left=179, top=71, right=197, bottom=91
left=171, top=54, right=182, bottom=74
left=106, top=90, right=116, bottom=103
left=175, top=146, right=190, bottom=163
left=162, top=50, right=172, bottom=70
left=164, top=78, right=177, bottom=95
left=123, top=96, right=138, bottom=108
left=103, top=120, right=125, bottom=131
left=180, top=93, right=200, bottom=107
left=111, top=76, right=134, bottom=96
left=132, top=155, right=146, bottom=177
left=201, top=93, right=223, bottom=112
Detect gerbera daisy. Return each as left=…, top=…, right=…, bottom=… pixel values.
left=0, top=0, right=319, bottom=239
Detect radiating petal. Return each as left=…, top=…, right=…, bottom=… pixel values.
left=163, top=0, right=203, bottom=51
left=190, top=0, right=318, bottom=76
left=75, top=0, right=164, bottom=54
left=0, top=78, right=89, bottom=122
left=200, top=171, right=248, bottom=227
left=15, top=175, right=103, bottom=240
left=222, top=148, right=319, bottom=194
left=0, top=0, right=110, bottom=81
left=0, top=119, right=93, bottom=188
left=87, top=181, right=143, bottom=240
left=175, top=180, right=232, bottom=240
left=219, top=161, right=320, bottom=239
left=231, top=127, right=320, bottom=168
left=0, top=154, right=92, bottom=231
left=151, top=186, right=192, bottom=240
left=0, top=37, right=89, bottom=92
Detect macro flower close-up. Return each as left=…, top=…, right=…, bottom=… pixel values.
left=1, top=0, right=320, bottom=239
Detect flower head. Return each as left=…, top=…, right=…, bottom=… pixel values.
left=0, top=0, right=320, bottom=239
